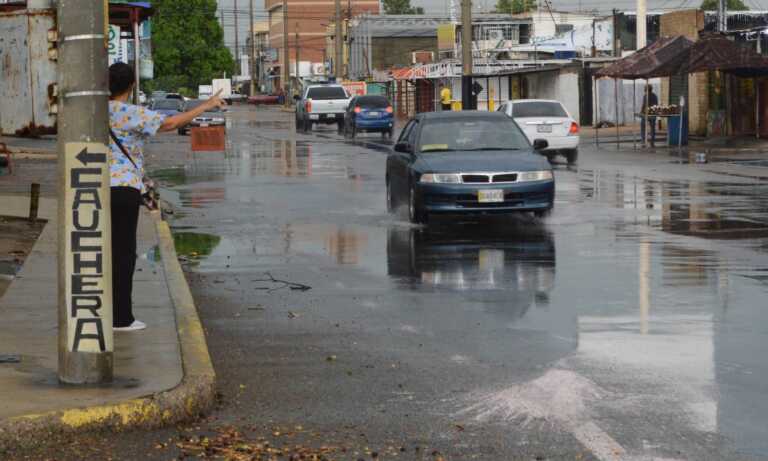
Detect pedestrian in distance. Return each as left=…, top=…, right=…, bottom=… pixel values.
left=641, top=84, right=658, bottom=147
left=440, top=83, right=452, bottom=111
left=108, top=62, right=226, bottom=331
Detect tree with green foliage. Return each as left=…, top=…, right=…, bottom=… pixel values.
left=494, top=0, right=537, bottom=14
left=700, top=0, right=748, bottom=11
left=144, top=0, right=234, bottom=95
left=383, top=0, right=424, bottom=15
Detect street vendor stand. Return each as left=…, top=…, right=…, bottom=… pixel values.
left=595, top=33, right=768, bottom=150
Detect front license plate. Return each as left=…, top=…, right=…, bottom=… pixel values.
left=537, top=124, right=553, bottom=133
left=309, top=114, right=320, bottom=120
left=200, top=123, right=209, bottom=127
left=478, top=190, right=504, bottom=203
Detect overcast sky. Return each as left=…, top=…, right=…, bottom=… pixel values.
left=217, top=0, right=768, bottom=53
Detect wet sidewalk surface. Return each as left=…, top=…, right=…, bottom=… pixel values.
left=0, top=196, right=182, bottom=420
left=101, top=106, right=767, bottom=460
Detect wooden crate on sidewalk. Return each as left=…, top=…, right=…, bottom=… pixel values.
left=191, top=126, right=226, bottom=152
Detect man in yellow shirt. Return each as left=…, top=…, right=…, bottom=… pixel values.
left=440, top=83, right=452, bottom=111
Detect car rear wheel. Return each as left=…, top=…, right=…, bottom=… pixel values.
left=534, top=208, right=553, bottom=218
left=408, top=184, right=426, bottom=224
left=565, top=148, right=578, bottom=165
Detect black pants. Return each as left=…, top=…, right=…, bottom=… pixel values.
left=442, top=103, right=451, bottom=111
left=111, top=187, right=141, bottom=327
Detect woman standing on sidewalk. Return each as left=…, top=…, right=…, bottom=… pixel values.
left=108, top=63, right=226, bottom=331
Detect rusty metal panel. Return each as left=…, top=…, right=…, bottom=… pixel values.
left=0, top=14, right=34, bottom=136
left=27, top=11, right=56, bottom=135
left=0, top=10, right=57, bottom=137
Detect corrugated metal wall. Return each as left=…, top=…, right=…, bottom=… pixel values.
left=0, top=10, right=57, bottom=136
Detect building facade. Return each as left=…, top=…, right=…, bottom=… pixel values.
left=266, top=0, right=379, bottom=85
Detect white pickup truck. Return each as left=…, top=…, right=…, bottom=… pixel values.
left=295, top=85, right=351, bottom=133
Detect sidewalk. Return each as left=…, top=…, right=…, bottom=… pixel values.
left=0, top=196, right=215, bottom=452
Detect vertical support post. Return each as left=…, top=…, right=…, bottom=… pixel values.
left=637, top=0, right=646, bottom=50
left=633, top=79, right=637, bottom=150
left=250, top=0, right=256, bottom=95
left=295, top=23, right=300, bottom=81
left=718, top=0, right=727, bottom=33
left=644, top=80, right=649, bottom=147
left=57, top=0, right=114, bottom=384
left=133, top=13, right=140, bottom=105
left=615, top=78, right=620, bottom=149
left=29, top=183, right=40, bottom=223
left=756, top=78, right=760, bottom=139
left=335, top=0, right=343, bottom=80
left=594, top=76, right=599, bottom=147
left=461, top=0, right=473, bottom=111
left=234, top=0, right=240, bottom=76
left=282, top=0, right=290, bottom=104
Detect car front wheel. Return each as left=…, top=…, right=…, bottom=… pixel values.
left=408, top=184, right=426, bottom=224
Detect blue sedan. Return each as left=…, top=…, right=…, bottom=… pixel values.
left=344, top=95, right=394, bottom=138
left=386, top=111, right=554, bottom=223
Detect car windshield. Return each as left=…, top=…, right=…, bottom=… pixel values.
left=417, top=117, right=530, bottom=153
left=307, top=86, right=348, bottom=100
left=152, top=99, right=181, bottom=110
left=512, top=101, right=568, bottom=118
left=355, top=96, right=389, bottom=109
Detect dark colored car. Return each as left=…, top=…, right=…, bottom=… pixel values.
left=149, top=98, right=182, bottom=117
left=177, top=99, right=226, bottom=135
left=386, top=111, right=554, bottom=223
left=343, top=95, right=394, bottom=138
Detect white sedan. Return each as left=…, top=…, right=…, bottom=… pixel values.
left=499, top=99, right=580, bottom=165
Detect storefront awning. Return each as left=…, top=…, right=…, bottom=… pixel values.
left=595, top=35, right=694, bottom=80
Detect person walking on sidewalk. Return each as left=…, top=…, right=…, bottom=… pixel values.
left=440, top=83, right=452, bottom=111
left=641, top=85, right=658, bottom=147
left=108, top=63, right=226, bottom=331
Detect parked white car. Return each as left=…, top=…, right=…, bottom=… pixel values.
left=499, top=99, right=580, bottom=165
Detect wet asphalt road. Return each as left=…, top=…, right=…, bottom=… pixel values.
left=17, top=106, right=768, bottom=460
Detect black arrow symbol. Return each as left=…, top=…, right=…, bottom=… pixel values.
left=75, top=148, right=107, bottom=166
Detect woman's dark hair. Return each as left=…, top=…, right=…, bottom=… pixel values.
left=109, top=62, right=135, bottom=97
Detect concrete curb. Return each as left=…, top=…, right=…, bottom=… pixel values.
left=0, top=219, right=216, bottom=453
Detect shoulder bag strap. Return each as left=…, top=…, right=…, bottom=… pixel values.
left=109, top=128, right=139, bottom=170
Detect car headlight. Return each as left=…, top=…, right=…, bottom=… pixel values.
left=420, top=173, right=462, bottom=184
left=517, top=170, right=554, bottom=182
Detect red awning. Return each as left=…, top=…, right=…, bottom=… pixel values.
left=390, top=67, right=427, bottom=81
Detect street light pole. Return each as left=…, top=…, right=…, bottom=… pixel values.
left=461, top=0, right=473, bottom=110
left=637, top=0, right=646, bottom=50
left=56, top=0, right=114, bottom=384
left=718, top=0, right=727, bottom=32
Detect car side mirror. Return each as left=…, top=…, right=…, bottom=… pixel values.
left=533, top=139, right=549, bottom=151
left=394, top=142, right=413, bottom=154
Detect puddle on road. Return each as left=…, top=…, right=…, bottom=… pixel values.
left=172, top=231, right=222, bottom=266
left=578, top=169, right=768, bottom=240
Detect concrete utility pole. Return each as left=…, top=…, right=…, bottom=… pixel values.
left=56, top=0, right=113, bottom=384
left=282, top=0, right=290, bottom=104
left=718, top=0, right=727, bottom=32
left=637, top=0, right=646, bottom=50
left=461, top=0, right=474, bottom=110
left=234, top=0, right=240, bottom=76
left=335, top=0, right=343, bottom=80
left=250, top=0, right=256, bottom=95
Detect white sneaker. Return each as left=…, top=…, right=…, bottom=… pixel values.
left=114, top=320, right=147, bottom=331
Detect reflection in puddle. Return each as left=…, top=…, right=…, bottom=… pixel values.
left=172, top=231, right=222, bottom=265
left=578, top=169, right=768, bottom=239
left=387, top=222, right=555, bottom=318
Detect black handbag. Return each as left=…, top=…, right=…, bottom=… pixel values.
left=109, top=129, right=159, bottom=211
